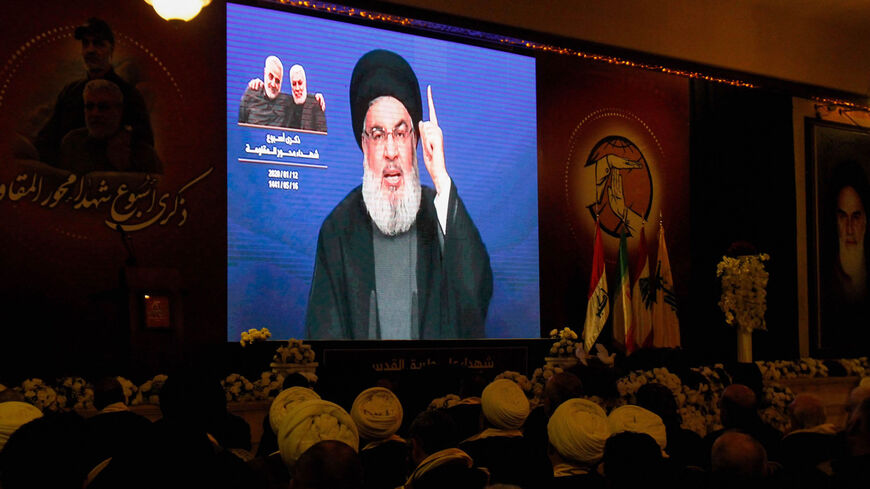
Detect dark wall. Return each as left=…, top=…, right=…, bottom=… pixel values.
left=687, top=80, right=799, bottom=362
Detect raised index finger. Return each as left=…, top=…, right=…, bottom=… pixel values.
left=427, top=85, right=437, bottom=126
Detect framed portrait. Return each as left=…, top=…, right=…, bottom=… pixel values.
left=806, top=118, right=870, bottom=356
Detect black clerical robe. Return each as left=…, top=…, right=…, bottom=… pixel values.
left=305, top=182, right=492, bottom=339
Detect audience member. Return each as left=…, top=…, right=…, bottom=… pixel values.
left=546, top=398, right=608, bottom=488
left=709, top=431, right=770, bottom=489
left=635, top=382, right=705, bottom=468
left=404, top=448, right=488, bottom=489
left=704, top=384, right=782, bottom=465
left=277, top=399, right=359, bottom=473
left=460, top=379, right=552, bottom=488
left=603, top=432, right=667, bottom=489
left=290, top=440, right=363, bottom=489
left=352, top=387, right=410, bottom=489
left=829, top=396, right=870, bottom=488
left=0, top=401, right=42, bottom=453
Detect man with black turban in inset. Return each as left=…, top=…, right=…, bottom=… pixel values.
left=305, top=50, right=492, bottom=340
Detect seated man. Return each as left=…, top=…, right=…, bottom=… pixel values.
left=547, top=398, right=609, bottom=488
left=59, top=79, right=161, bottom=174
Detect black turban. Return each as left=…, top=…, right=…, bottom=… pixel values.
left=349, top=49, right=422, bottom=150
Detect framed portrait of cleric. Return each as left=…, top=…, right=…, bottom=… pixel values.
left=226, top=2, right=539, bottom=341
left=806, top=118, right=870, bottom=356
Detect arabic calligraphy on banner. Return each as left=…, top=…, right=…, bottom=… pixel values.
left=321, top=345, right=529, bottom=375
left=0, top=166, right=213, bottom=233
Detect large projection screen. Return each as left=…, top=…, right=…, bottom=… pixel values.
left=227, top=2, right=539, bottom=340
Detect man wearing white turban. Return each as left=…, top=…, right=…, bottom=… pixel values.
left=546, top=398, right=610, bottom=483
left=270, top=387, right=322, bottom=437
left=606, top=405, right=668, bottom=455
left=459, top=379, right=552, bottom=487
left=277, top=399, right=359, bottom=472
left=351, top=387, right=410, bottom=489
left=0, top=401, right=42, bottom=452
left=404, top=448, right=488, bottom=489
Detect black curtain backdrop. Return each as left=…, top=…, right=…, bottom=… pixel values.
left=687, top=80, right=799, bottom=362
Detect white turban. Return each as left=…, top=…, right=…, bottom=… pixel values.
left=547, top=399, right=609, bottom=465
left=351, top=387, right=403, bottom=441
left=607, top=405, right=667, bottom=452
left=404, top=448, right=474, bottom=489
left=481, top=379, right=530, bottom=430
left=277, top=399, right=359, bottom=470
left=0, top=401, right=43, bottom=451
left=269, top=387, right=321, bottom=435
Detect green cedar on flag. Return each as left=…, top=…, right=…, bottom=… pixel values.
left=584, top=219, right=609, bottom=353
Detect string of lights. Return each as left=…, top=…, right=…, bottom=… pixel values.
left=275, top=0, right=869, bottom=110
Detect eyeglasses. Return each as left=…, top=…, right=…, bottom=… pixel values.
left=362, top=123, right=413, bottom=147
left=85, top=102, right=120, bottom=112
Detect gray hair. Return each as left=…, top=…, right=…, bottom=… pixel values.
left=83, top=79, right=123, bottom=103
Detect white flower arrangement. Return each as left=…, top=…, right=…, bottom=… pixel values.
left=55, top=376, right=94, bottom=410
left=428, top=394, right=461, bottom=410
left=116, top=376, right=138, bottom=405
left=19, top=378, right=59, bottom=411
left=252, top=371, right=285, bottom=400
left=240, top=327, right=271, bottom=347
left=273, top=338, right=316, bottom=364
left=547, top=327, right=579, bottom=357
left=717, top=253, right=770, bottom=332
left=495, top=370, right=534, bottom=399
left=132, top=374, right=168, bottom=405
left=759, top=383, right=795, bottom=432
left=529, top=364, right=565, bottom=404
left=221, top=373, right=256, bottom=402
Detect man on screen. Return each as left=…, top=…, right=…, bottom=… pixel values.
left=238, top=55, right=292, bottom=126
left=305, top=49, right=492, bottom=340
left=286, top=64, right=327, bottom=132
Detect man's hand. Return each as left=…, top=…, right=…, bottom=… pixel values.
left=315, top=93, right=326, bottom=112
left=248, top=78, right=263, bottom=91
left=418, top=85, right=449, bottom=195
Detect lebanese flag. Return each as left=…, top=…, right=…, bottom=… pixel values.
left=652, top=220, right=681, bottom=347
left=631, top=225, right=653, bottom=349
left=583, top=220, right=609, bottom=353
left=612, top=230, right=635, bottom=354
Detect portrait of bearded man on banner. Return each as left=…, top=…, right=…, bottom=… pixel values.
left=821, top=161, right=870, bottom=352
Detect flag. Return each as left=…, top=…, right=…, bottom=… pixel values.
left=631, top=225, right=653, bottom=349
left=652, top=220, right=681, bottom=347
left=583, top=219, right=609, bottom=353
left=612, top=230, right=635, bottom=354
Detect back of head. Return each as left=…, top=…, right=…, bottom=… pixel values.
left=547, top=398, right=609, bottom=466
left=408, top=409, right=459, bottom=458
left=159, top=369, right=227, bottom=436
left=788, top=393, right=826, bottom=431
left=606, top=405, right=667, bottom=454
left=351, top=387, right=403, bottom=442
left=603, top=431, right=664, bottom=488
left=277, top=399, right=359, bottom=471
left=291, top=440, right=362, bottom=489
left=635, top=382, right=681, bottom=429
left=846, top=396, right=870, bottom=456
left=720, top=384, right=758, bottom=429
left=0, top=412, right=88, bottom=489
left=92, top=377, right=125, bottom=411
left=710, top=431, right=767, bottom=483
left=480, top=379, right=530, bottom=430
left=543, top=372, right=584, bottom=415
left=405, top=448, right=487, bottom=489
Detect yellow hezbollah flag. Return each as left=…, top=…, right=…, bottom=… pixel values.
left=652, top=220, right=680, bottom=348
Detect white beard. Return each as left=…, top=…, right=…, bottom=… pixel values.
left=839, top=239, right=867, bottom=299
left=362, top=153, right=421, bottom=236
